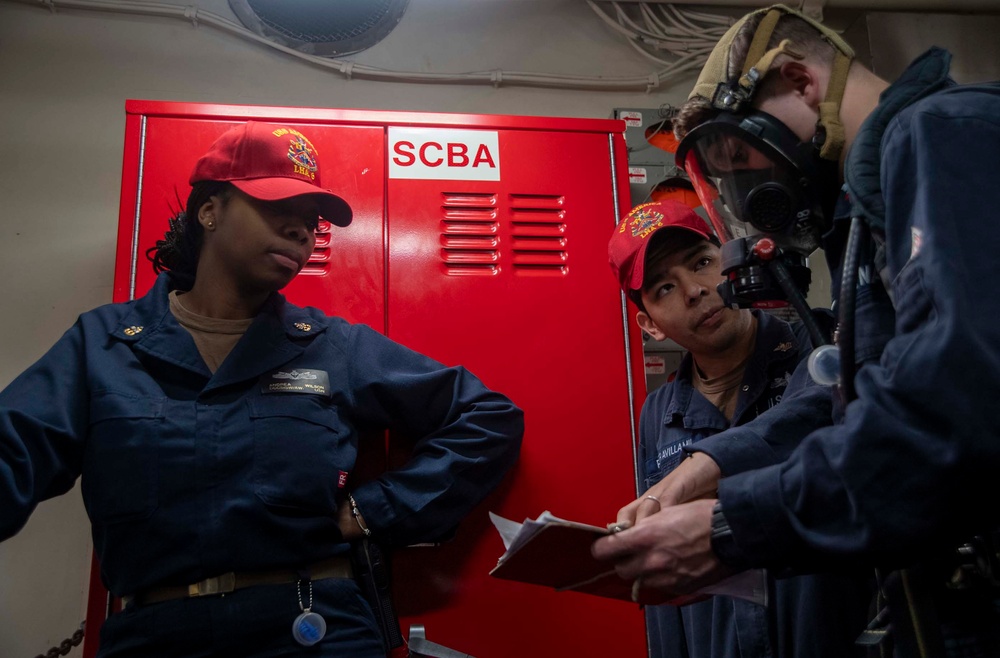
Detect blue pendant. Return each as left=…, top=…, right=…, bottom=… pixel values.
left=292, top=610, right=327, bottom=646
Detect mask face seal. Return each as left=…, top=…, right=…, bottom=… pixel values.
left=676, top=110, right=837, bottom=256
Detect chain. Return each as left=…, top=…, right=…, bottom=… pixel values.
left=34, top=621, right=85, bottom=658
left=296, top=578, right=314, bottom=612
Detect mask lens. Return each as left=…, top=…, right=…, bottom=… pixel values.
left=679, top=122, right=805, bottom=245
left=683, top=153, right=745, bottom=243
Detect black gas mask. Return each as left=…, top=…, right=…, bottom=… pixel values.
left=676, top=111, right=839, bottom=326
left=676, top=110, right=839, bottom=256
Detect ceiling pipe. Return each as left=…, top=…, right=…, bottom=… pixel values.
left=616, top=0, right=999, bottom=9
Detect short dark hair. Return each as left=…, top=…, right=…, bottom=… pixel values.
left=146, top=181, right=235, bottom=290
left=673, top=11, right=838, bottom=140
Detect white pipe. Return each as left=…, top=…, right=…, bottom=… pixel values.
left=619, top=0, right=1000, bottom=9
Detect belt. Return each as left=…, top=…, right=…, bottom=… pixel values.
left=122, top=555, right=354, bottom=608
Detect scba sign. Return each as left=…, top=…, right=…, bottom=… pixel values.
left=389, top=127, right=501, bottom=181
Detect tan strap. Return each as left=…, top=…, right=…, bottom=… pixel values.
left=739, top=39, right=804, bottom=91
left=123, top=555, right=354, bottom=608
left=816, top=50, right=853, bottom=161
left=741, top=9, right=783, bottom=77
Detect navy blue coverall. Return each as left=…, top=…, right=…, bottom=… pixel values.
left=642, top=311, right=871, bottom=658
left=709, top=48, right=1000, bottom=653
left=0, top=272, right=524, bottom=656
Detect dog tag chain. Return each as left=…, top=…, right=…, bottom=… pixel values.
left=293, top=579, right=327, bottom=646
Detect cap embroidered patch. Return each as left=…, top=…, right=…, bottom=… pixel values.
left=286, top=134, right=318, bottom=180
left=608, top=199, right=714, bottom=293
left=628, top=205, right=665, bottom=240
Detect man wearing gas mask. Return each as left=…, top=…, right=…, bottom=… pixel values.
left=593, top=5, right=1000, bottom=655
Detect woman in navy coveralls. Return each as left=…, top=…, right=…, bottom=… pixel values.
left=0, top=121, right=524, bottom=656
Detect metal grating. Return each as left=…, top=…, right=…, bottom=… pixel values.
left=509, top=194, right=567, bottom=276
left=440, top=192, right=499, bottom=276
left=300, top=220, right=333, bottom=276
left=438, top=192, right=569, bottom=277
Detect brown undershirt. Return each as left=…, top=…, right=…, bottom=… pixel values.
left=168, top=291, right=253, bottom=373
left=691, top=331, right=757, bottom=422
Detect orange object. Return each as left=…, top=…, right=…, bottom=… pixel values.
left=645, top=126, right=680, bottom=154
left=650, top=176, right=701, bottom=209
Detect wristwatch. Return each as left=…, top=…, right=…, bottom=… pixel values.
left=709, top=500, right=751, bottom=570
left=710, top=500, right=732, bottom=541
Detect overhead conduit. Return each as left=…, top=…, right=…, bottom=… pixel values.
left=628, top=0, right=997, bottom=8
left=4, top=0, right=997, bottom=92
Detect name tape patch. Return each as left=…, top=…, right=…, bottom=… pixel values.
left=261, top=369, right=331, bottom=397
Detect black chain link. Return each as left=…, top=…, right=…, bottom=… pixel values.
left=34, top=621, right=84, bottom=658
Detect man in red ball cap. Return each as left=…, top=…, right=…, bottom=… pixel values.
left=605, top=200, right=870, bottom=658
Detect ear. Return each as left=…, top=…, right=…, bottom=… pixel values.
left=636, top=310, right=667, bottom=342
left=776, top=60, right=823, bottom=108
left=197, top=198, right=218, bottom=231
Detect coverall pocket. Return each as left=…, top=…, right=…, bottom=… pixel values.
left=248, top=395, right=349, bottom=515
left=83, top=391, right=163, bottom=524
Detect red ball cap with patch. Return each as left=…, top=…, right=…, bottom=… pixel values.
left=189, top=121, right=353, bottom=227
left=608, top=200, right=714, bottom=293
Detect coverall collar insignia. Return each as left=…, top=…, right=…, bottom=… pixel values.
left=112, top=272, right=175, bottom=343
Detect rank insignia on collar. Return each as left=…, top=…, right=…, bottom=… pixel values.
left=294, top=322, right=312, bottom=332
left=774, top=341, right=793, bottom=352
left=123, top=325, right=144, bottom=336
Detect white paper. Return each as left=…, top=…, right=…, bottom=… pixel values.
left=489, top=511, right=768, bottom=606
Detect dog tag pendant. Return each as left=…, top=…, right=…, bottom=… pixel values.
left=292, top=610, right=327, bottom=646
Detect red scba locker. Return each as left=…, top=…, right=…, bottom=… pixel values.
left=89, top=100, right=647, bottom=658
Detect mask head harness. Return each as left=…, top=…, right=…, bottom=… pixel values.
left=689, top=4, right=855, bottom=164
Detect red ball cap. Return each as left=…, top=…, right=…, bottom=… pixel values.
left=189, top=121, right=353, bottom=227
left=608, top=200, right=714, bottom=293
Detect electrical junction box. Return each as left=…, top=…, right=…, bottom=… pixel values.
left=613, top=107, right=697, bottom=209
left=612, top=106, right=678, bottom=168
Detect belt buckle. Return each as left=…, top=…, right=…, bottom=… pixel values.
left=188, top=572, right=237, bottom=597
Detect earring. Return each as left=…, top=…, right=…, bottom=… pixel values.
left=206, top=221, right=215, bottom=229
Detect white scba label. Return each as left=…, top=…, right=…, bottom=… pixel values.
left=389, top=127, right=501, bottom=181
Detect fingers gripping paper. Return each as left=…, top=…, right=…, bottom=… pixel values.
left=488, top=511, right=768, bottom=606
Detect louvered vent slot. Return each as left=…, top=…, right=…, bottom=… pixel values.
left=441, top=192, right=499, bottom=276
left=301, top=220, right=333, bottom=276
left=510, top=194, right=567, bottom=276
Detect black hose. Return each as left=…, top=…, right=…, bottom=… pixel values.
left=770, top=258, right=829, bottom=349
left=837, top=216, right=867, bottom=404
